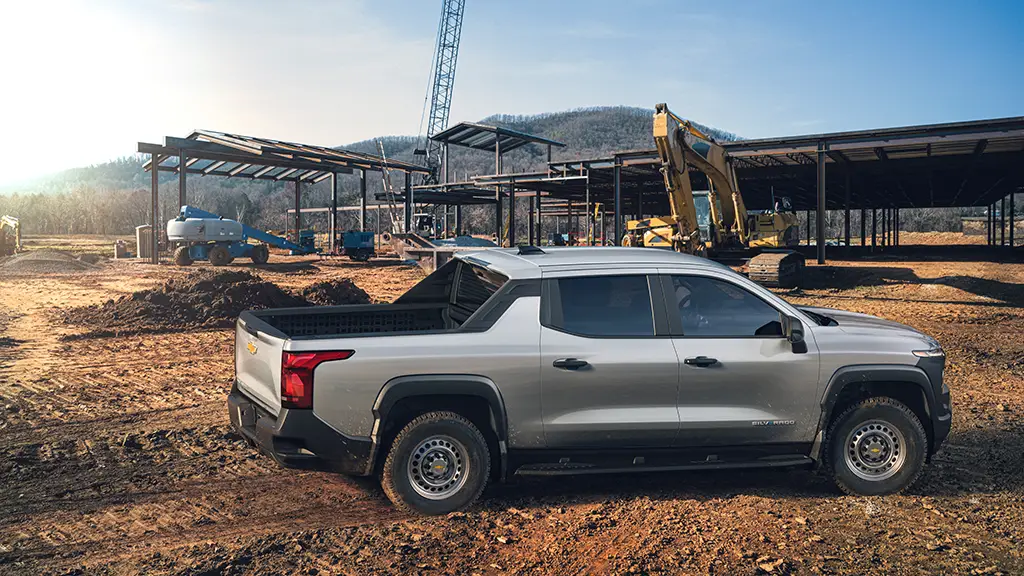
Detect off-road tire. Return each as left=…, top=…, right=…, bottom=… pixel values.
left=249, top=244, right=270, bottom=265
left=826, top=396, right=927, bottom=496
left=173, top=246, right=193, bottom=266
left=381, top=411, right=490, bottom=515
left=208, top=245, right=231, bottom=267
left=349, top=248, right=372, bottom=262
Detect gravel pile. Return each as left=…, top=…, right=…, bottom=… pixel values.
left=0, top=250, right=96, bottom=273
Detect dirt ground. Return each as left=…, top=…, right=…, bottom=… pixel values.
left=1, top=236, right=1022, bottom=575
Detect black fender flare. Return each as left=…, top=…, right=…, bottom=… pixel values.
left=811, top=364, right=935, bottom=461
left=370, top=375, right=509, bottom=477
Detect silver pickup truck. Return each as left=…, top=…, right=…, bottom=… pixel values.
left=229, top=247, right=950, bottom=515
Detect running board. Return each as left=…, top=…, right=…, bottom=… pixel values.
left=514, top=456, right=813, bottom=477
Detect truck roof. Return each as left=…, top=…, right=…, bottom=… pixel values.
left=456, top=247, right=730, bottom=279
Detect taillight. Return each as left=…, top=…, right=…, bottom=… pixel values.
left=280, top=350, right=353, bottom=409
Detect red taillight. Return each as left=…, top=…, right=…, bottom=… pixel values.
left=280, top=350, right=353, bottom=409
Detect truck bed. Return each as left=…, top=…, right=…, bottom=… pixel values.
left=244, top=303, right=448, bottom=339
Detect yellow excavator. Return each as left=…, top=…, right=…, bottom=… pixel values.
left=623, top=103, right=804, bottom=287
left=0, top=215, right=21, bottom=257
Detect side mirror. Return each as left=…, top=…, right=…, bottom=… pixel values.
left=783, top=315, right=807, bottom=353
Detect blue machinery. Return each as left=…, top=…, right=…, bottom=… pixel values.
left=167, top=206, right=377, bottom=266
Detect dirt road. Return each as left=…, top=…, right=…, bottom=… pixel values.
left=1, top=243, right=1022, bottom=575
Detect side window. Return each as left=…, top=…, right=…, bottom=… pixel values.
left=669, top=275, right=783, bottom=337
left=551, top=275, right=655, bottom=337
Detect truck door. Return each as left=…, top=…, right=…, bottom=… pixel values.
left=539, top=273, right=680, bottom=448
left=660, top=273, right=820, bottom=447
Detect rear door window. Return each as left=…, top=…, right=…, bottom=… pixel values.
left=549, top=275, right=655, bottom=337
left=668, top=275, right=783, bottom=337
left=449, top=263, right=508, bottom=325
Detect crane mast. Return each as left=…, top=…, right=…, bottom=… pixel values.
left=418, top=0, right=465, bottom=185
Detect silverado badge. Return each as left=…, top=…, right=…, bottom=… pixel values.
left=246, top=340, right=258, bottom=355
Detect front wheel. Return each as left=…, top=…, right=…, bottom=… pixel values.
left=249, top=244, right=269, bottom=265
left=826, top=397, right=927, bottom=496
left=208, top=245, right=231, bottom=266
left=381, top=411, right=490, bottom=515
left=173, top=245, right=193, bottom=266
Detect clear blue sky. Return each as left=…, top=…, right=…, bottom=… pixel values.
left=1, top=0, right=1021, bottom=183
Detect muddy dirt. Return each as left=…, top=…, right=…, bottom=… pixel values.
left=0, top=241, right=1022, bottom=575
left=59, top=270, right=373, bottom=337
left=301, top=279, right=372, bottom=307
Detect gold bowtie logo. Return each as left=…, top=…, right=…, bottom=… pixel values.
left=246, top=341, right=258, bottom=355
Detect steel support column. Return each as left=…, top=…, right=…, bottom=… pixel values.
left=528, top=196, right=535, bottom=247
left=585, top=172, right=591, bottom=245
left=150, top=154, right=159, bottom=264
left=331, top=174, right=339, bottom=252
left=613, top=159, right=622, bottom=246
left=1010, top=192, right=1016, bottom=248
left=816, top=143, right=826, bottom=263
left=871, top=208, right=877, bottom=250
left=1001, top=196, right=1006, bottom=246
left=508, top=178, right=516, bottom=246
left=860, top=208, right=866, bottom=247
left=806, top=210, right=811, bottom=245
left=178, top=149, right=187, bottom=209
left=294, top=180, right=302, bottom=243
left=495, top=140, right=503, bottom=244
left=360, top=170, right=367, bottom=233
left=844, top=172, right=851, bottom=248
left=404, top=172, right=412, bottom=233
left=455, top=204, right=463, bottom=235
left=896, top=208, right=900, bottom=247
left=535, top=190, right=542, bottom=245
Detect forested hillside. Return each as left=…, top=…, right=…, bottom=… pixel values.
left=0, top=107, right=732, bottom=235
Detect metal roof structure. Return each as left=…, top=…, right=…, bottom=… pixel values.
left=139, top=129, right=428, bottom=183
left=136, top=130, right=428, bottom=263
left=464, top=116, right=1024, bottom=213
left=430, top=121, right=566, bottom=152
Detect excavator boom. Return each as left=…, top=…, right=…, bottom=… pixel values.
left=652, top=104, right=703, bottom=254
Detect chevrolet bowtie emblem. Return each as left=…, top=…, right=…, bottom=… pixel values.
left=246, top=340, right=258, bottom=355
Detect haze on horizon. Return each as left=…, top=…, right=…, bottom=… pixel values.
left=0, top=0, right=1021, bottom=186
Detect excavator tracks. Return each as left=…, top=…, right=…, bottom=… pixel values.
left=748, top=250, right=805, bottom=288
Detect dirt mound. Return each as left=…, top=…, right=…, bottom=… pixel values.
left=61, top=270, right=375, bottom=337
left=61, top=270, right=307, bottom=335
left=0, top=249, right=96, bottom=273
left=301, top=279, right=372, bottom=306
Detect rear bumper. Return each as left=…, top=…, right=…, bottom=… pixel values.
left=228, top=382, right=374, bottom=476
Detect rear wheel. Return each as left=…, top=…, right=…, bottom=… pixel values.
left=826, top=397, right=927, bottom=496
left=381, top=411, right=490, bottom=515
left=208, top=245, right=231, bottom=266
left=249, top=244, right=269, bottom=264
left=173, top=245, right=193, bottom=266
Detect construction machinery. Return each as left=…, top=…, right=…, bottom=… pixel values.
left=167, top=205, right=317, bottom=266
left=625, top=103, right=804, bottom=287
left=0, top=215, right=21, bottom=256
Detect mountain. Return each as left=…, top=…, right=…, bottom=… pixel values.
left=0, top=106, right=736, bottom=235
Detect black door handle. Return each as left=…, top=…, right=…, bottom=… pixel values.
left=553, top=358, right=589, bottom=370
left=684, top=356, right=718, bottom=368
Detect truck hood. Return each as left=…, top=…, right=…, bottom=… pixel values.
left=798, top=306, right=939, bottom=347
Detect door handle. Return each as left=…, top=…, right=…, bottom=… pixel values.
left=684, top=356, right=718, bottom=368
left=553, top=358, right=589, bottom=370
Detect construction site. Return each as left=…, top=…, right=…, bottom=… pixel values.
left=2, top=1, right=1024, bottom=575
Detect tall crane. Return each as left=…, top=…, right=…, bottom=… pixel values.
left=415, top=0, right=466, bottom=185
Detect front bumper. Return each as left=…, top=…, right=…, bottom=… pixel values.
left=228, top=382, right=374, bottom=476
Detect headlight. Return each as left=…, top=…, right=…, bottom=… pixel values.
left=913, top=347, right=945, bottom=358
